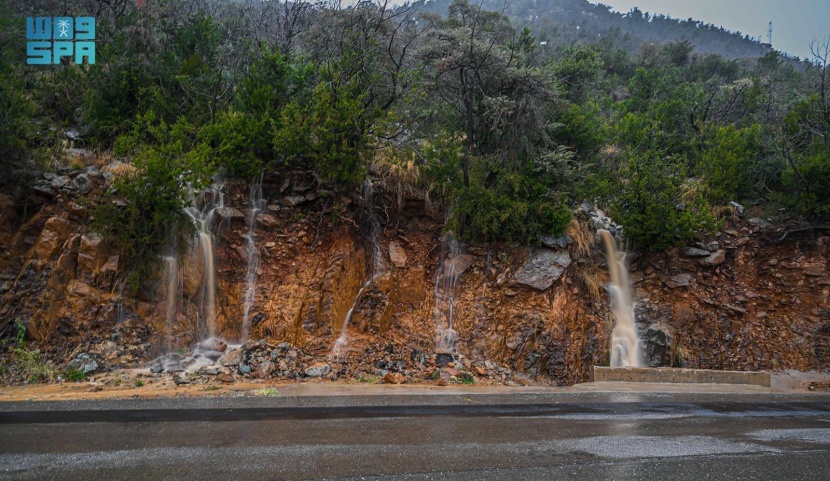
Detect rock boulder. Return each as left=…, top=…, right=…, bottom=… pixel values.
left=512, top=248, right=571, bottom=291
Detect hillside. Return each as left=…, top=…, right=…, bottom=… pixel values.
left=1, top=0, right=829, bottom=388
left=414, top=0, right=782, bottom=60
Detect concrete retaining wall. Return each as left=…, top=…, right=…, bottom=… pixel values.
left=592, top=366, right=771, bottom=387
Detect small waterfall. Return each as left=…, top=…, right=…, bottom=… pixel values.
left=161, top=254, right=179, bottom=350
left=331, top=180, right=386, bottom=357
left=241, top=175, right=265, bottom=341
left=184, top=183, right=224, bottom=339
left=434, top=232, right=463, bottom=353
left=331, top=278, right=375, bottom=356
left=114, top=280, right=126, bottom=325
left=599, top=229, right=643, bottom=368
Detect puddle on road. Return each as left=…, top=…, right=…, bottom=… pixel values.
left=748, top=428, right=830, bottom=444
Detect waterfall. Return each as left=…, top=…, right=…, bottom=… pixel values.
left=599, top=229, right=643, bottom=368
left=161, top=255, right=179, bottom=350
left=434, top=232, right=462, bottom=354
left=184, top=183, right=224, bottom=339
left=241, top=175, right=265, bottom=341
left=331, top=278, right=374, bottom=356
left=331, top=180, right=386, bottom=357
left=364, top=181, right=385, bottom=276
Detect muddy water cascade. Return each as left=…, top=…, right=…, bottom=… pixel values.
left=184, top=183, right=224, bottom=339
left=599, top=229, right=643, bottom=368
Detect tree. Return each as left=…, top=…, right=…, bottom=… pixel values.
left=778, top=36, right=830, bottom=217
left=419, top=0, right=521, bottom=186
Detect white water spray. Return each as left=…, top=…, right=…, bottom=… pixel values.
left=161, top=255, right=179, bottom=350
left=434, top=232, right=463, bottom=353
left=599, top=229, right=643, bottom=368
left=241, top=175, right=265, bottom=341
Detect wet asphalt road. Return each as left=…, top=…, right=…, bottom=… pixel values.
left=1, top=393, right=830, bottom=480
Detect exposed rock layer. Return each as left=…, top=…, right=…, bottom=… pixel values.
left=1, top=170, right=829, bottom=386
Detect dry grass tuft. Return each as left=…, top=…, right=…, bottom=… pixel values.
left=103, top=161, right=138, bottom=180
left=579, top=270, right=605, bottom=301
left=566, top=218, right=594, bottom=259
left=94, top=152, right=116, bottom=169
left=371, top=150, right=422, bottom=210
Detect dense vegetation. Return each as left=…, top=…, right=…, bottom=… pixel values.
left=3, top=0, right=830, bottom=286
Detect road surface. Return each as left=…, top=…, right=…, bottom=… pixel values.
left=1, top=391, right=829, bottom=480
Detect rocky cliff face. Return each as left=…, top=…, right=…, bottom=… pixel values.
left=1, top=168, right=829, bottom=385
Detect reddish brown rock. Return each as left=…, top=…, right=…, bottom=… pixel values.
left=33, top=217, right=69, bottom=259
left=388, top=241, right=408, bottom=268
left=701, top=250, right=726, bottom=267
left=216, top=373, right=235, bottom=384
left=383, top=372, right=405, bottom=384
left=77, top=233, right=106, bottom=275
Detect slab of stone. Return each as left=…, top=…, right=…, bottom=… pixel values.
left=512, top=248, right=571, bottom=291
left=592, top=366, right=771, bottom=387
left=540, top=233, right=572, bottom=249
left=283, top=195, right=307, bottom=207
left=388, top=241, right=407, bottom=268
left=748, top=217, right=773, bottom=229
left=257, top=214, right=279, bottom=228
left=215, top=207, right=245, bottom=222
left=663, top=273, right=692, bottom=288
left=443, top=254, right=475, bottom=277
left=681, top=247, right=710, bottom=258
left=304, top=362, right=331, bottom=378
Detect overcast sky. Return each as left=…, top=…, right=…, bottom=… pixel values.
left=589, top=0, right=830, bottom=60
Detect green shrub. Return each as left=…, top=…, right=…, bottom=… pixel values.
left=275, top=80, right=373, bottom=186
left=697, top=124, right=761, bottom=203
left=612, top=151, right=718, bottom=251
left=8, top=321, right=54, bottom=383
left=452, top=159, right=572, bottom=245
left=64, top=367, right=86, bottom=382
left=782, top=150, right=830, bottom=217
left=197, top=110, right=267, bottom=177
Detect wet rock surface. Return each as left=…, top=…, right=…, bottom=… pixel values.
left=1, top=171, right=829, bottom=389
left=643, top=324, right=674, bottom=367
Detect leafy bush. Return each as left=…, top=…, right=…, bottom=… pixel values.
left=452, top=159, right=572, bottom=244
left=419, top=131, right=465, bottom=202
left=197, top=110, right=268, bottom=177
left=7, top=321, right=54, bottom=383
left=275, top=80, right=374, bottom=186
left=612, top=151, right=718, bottom=251
left=782, top=150, right=830, bottom=217
left=64, top=367, right=86, bottom=382
left=0, top=12, right=34, bottom=189
left=698, top=124, right=761, bottom=203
